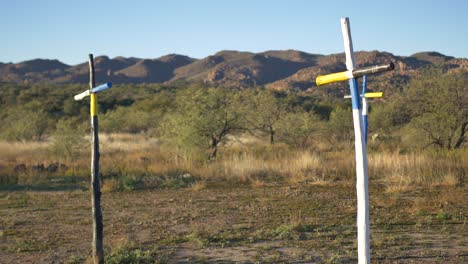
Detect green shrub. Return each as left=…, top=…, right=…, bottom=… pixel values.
left=49, top=119, right=86, bottom=161
left=106, top=245, right=156, bottom=264
left=0, top=107, right=49, bottom=141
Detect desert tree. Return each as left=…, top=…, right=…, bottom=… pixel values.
left=245, top=89, right=287, bottom=144
left=161, top=86, right=247, bottom=160
left=326, top=105, right=354, bottom=145
left=101, top=91, right=174, bottom=133
left=49, top=118, right=86, bottom=161
left=0, top=105, right=49, bottom=141
left=405, top=70, right=467, bottom=149
left=276, top=109, right=323, bottom=149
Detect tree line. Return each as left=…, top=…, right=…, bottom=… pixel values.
left=0, top=69, right=466, bottom=160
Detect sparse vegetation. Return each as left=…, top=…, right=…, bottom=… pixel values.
left=0, top=175, right=465, bottom=263
left=0, top=66, right=466, bottom=263
left=0, top=133, right=465, bottom=190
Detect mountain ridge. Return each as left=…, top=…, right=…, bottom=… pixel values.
left=1, top=50, right=466, bottom=93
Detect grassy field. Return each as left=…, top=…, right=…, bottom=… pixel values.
left=0, top=135, right=467, bottom=263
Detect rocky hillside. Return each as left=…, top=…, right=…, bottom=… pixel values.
left=0, top=54, right=195, bottom=84
left=1, top=50, right=466, bottom=94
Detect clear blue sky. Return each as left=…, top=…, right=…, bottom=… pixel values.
left=1, top=0, right=467, bottom=65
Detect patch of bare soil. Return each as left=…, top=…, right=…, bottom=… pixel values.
left=0, top=184, right=466, bottom=263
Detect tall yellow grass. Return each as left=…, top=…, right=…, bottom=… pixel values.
left=368, top=150, right=465, bottom=190
left=1, top=134, right=465, bottom=190
left=0, top=141, right=49, bottom=164
left=218, top=149, right=322, bottom=183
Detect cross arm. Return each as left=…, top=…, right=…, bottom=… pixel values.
left=316, top=62, right=394, bottom=86
left=74, top=82, right=113, bottom=101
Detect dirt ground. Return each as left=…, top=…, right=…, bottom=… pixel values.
left=0, top=183, right=466, bottom=263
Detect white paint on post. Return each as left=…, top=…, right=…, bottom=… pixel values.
left=340, top=17, right=371, bottom=264
left=341, top=18, right=357, bottom=71
left=346, top=70, right=355, bottom=79
left=362, top=98, right=368, bottom=116
left=352, top=108, right=370, bottom=264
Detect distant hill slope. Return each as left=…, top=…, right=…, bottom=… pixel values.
left=0, top=54, right=195, bottom=84
left=171, top=50, right=322, bottom=87
left=1, top=50, right=466, bottom=95
left=409, top=51, right=454, bottom=64
left=0, top=59, right=70, bottom=83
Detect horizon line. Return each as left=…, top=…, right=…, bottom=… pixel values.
left=0, top=49, right=460, bottom=66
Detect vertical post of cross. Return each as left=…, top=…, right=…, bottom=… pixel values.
left=89, top=54, right=104, bottom=264
left=340, top=17, right=370, bottom=264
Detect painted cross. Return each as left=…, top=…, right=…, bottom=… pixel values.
left=74, top=54, right=112, bottom=264
left=74, top=82, right=113, bottom=101
left=343, top=75, right=384, bottom=143
left=315, top=18, right=394, bottom=264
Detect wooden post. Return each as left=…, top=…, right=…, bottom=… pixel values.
left=315, top=18, right=393, bottom=264
left=89, top=54, right=104, bottom=264
left=340, top=18, right=370, bottom=264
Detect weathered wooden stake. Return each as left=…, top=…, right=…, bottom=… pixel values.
left=74, top=55, right=112, bottom=263
left=89, top=54, right=104, bottom=264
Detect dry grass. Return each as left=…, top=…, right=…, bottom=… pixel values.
left=217, top=148, right=324, bottom=184
left=102, top=178, right=121, bottom=193
left=1, top=134, right=466, bottom=191
left=190, top=181, right=207, bottom=191
left=250, top=179, right=266, bottom=188
left=0, top=141, right=49, bottom=165
left=368, top=150, right=466, bottom=191
left=100, top=133, right=160, bottom=152
left=0, top=134, right=466, bottom=263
